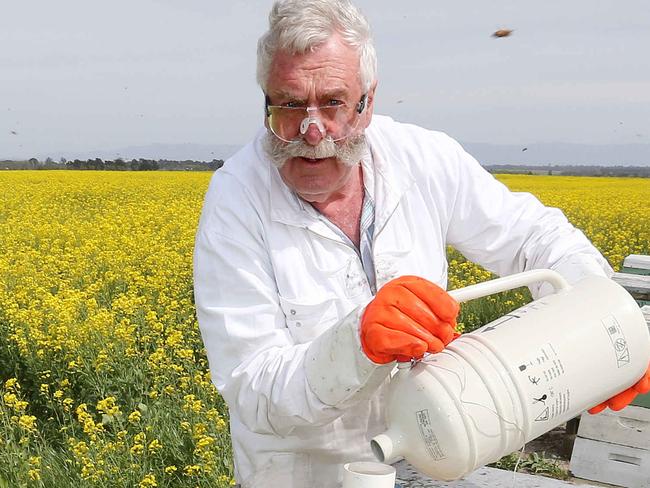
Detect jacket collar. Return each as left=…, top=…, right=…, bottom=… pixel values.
left=267, top=116, right=415, bottom=230
left=364, top=118, right=416, bottom=233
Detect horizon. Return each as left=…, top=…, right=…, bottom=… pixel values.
left=3, top=140, right=649, bottom=168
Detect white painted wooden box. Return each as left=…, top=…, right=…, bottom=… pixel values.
left=622, top=255, right=650, bottom=274
left=570, top=406, right=650, bottom=487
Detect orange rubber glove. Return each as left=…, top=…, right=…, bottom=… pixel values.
left=588, top=363, right=650, bottom=414
left=360, top=275, right=460, bottom=364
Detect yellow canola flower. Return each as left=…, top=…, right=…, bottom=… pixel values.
left=165, top=330, right=184, bottom=348
left=148, top=438, right=163, bottom=453
left=218, top=474, right=237, bottom=486
left=139, top=474, right=158, bottom=488
left=96, top=396, right=121, bottom=416
left=184, top=464, right=202, bottom=476
left=131, top=443, right=145, bottom=455
left=69, top=438, right=90, bottom=456
left=494, top=175, right=649, bottom=271
left=195, top=435, right=215, bottom=450
left=128, top=410, right=142, bottom=424
left=13, top=172, right=643, bottom=484
left=3, top=392, right=18, bottom=408
left=18, top=415, right=37, bottom=432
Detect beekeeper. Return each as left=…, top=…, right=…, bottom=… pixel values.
left=193, top=1, right=649, bottom=487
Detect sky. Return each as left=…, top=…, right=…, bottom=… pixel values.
left=2, top=0, right=650, bottom=161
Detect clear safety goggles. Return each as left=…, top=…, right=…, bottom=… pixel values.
left=265, top=94, right=367, bottom=143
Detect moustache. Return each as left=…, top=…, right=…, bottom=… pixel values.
left=279, top=138, right=339, bottom=160
left=263, top=133, right=367, bottom=169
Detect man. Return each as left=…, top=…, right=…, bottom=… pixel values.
left=193, top=1, right=650, bottom=487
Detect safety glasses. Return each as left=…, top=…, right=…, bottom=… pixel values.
left=265, top=94, right=367, bottom=143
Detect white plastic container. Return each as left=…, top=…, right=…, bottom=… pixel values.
left=371, top=270, right=650, bottom=481
left=342, top=462, right=396, bottom=488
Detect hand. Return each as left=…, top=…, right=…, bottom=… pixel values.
left=360, top=275, right=460, bottom=364
left=588, top=363, right=650, bottom=414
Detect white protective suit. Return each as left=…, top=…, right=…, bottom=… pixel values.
left=193, top=115, right=612, bottom=488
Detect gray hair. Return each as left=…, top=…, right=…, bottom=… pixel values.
left=257, top=0, right=377, bottom=93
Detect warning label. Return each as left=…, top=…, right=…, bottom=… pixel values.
left=602, top=315, right=630, bottom=368
left=535, top=407, right=549, bottom=422
left=519, top=343, right=571, bottom=424
left=532, top=388, right=570, bottom=422
left=518, top=343, right=566, bottom=386
left=415, top=409, right=447, bottom=460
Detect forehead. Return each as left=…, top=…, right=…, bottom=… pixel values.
left=267, top=35, right=361, bottom=99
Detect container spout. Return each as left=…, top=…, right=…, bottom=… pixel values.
left=371, top=429, right=402, bottom=465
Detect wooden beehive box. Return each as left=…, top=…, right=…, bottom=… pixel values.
left=633, top=306, right=650, bottom=410
left=570, top=406, right=650, bottom=487
left=614, top=254, right=650, bottom=308
left=622, top=255, right=650, bottom=276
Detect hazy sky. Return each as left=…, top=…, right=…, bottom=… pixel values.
left=2, top=0, right=650, bottom=159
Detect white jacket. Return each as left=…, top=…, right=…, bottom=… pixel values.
left=193, top=115, right=611, bottom=488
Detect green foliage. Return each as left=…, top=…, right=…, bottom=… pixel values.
left=490, top=451, right=569, bottom=480
left=446, top=247, right=532, bottom=333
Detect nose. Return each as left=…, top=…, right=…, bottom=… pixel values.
left=299, top=116, right=326, bottom=146
left=302, top=123, right=324, bottom=145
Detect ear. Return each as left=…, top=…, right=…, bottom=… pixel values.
left=263, top=93, right=272, bottom=129
left=366, top=81, right=377, bottom=111
left=360, top=81, right=378, bottom=129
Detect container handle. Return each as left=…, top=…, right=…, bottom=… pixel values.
left=447, top=269, right=570, bottom=304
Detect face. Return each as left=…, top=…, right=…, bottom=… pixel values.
left=264, top=34, right=376, bottom=203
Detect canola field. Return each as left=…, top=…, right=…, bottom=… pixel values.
left=1, top=171, right=648, bottom=487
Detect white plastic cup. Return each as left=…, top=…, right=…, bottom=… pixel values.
left=342, top=461, right=396, bottom=488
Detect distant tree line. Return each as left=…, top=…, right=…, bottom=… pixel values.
left=1, top=158, right=224, bottom=171
left=64, top=158, right=161, bottom=171
left=2, top=159, right=648, bottom=177
left=485, top=164, right=650, bottom=178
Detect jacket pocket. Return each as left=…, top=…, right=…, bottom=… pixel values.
left=278, top=295, right=339, bottom=344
